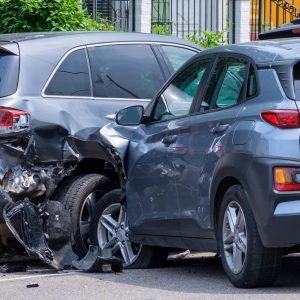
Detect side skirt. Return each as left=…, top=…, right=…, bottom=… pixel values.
left=130, top=234, right=218, bottom=253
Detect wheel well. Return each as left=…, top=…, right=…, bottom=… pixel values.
left=50, top=158, right=119, bottom=200
left=213, top=177, right=240, bottom=229
left=72, top=158, right=118, bottom=180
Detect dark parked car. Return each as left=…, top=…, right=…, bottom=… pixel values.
left=0, top=32, right=200, bottom=259
left=93, top=37, right=300, bottom=288
left=259, top=18, right=300, bottom=40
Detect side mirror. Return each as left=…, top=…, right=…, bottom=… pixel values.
left=116, top=105, right=144, bottom=126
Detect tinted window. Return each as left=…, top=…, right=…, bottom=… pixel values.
left=247, top=65, right=257, bottom=98
left=201, top=58, right=248, bottom=111
left=0, top=51, right=19, bottom=97
left=88, top=45, right=165, bottom=99
left=152, top=59, right=209, bottom=121
left=294, top=63, right=300, bottom=99
left=45, top=49, right=91, bottom=97
left=161, top=45, right=197, bottom=73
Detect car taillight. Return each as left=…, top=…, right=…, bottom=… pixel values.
left=274, top=167, right=300, bottom=191
left=292, top=29, right=300, bottom=36
left=0, top=107, right=30, bottom=134
left=261, top=110, right=300, bottom=128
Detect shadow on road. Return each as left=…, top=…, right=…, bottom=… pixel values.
left=86, top=253, right=300, bottom=295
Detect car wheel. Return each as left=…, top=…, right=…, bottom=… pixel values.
left=55, top=174, right=115, bottom=258
left=89, top=189, right=169, bottom=269
left=218, top=184, right=282, bottom=288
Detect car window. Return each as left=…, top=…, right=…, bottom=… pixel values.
left=88, top=44, right=165, bottom=99
left=201, top=57, right=248, bottom=111
left=152, top=59, right=209, bottom=121
left=161, top=45, right=197, bottom=73
left=294, top=62, right=300, bottom=100
left=44, top=49, right=91, bottom=97
left=0, top=50, right=19, bottom=98
left=247, top=65, right=257, bottom=98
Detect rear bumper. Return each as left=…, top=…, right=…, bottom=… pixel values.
left=247, top=157, right=300, bottom=248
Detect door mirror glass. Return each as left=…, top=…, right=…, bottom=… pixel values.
left=116, top=105, right=144, bottom=126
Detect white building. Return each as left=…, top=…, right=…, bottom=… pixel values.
left=87, top=0, right=251, bottom=44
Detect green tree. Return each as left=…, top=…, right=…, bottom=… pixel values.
left=152, top=23, right=172, bottom=36
left=0, top=0, right=114, bottom=33
left=185, top=30, right=226, bottom=49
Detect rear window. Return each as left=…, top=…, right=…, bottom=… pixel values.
left=0, top=51, right=19, bottom=97
left=44, top=49, right=91, bottom=97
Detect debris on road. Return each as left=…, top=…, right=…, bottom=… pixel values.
left=0, top=263, right=26, bottom=273
left=26, top=283, right=39, bottom=288
left=72, top=245, right=123, bottom=273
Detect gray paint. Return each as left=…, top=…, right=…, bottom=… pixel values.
left=100, top=38, right=300, bottom=250
left=0, top=31, right=201, bottom=200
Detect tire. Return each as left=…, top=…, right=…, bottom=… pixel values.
left=89, top=189, right=169, bottom=269
left=55, top=174, right=115, bottom=258
left=218, top=184, right=282, bottom=288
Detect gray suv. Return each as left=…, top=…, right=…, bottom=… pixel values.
left=0, top=32, right=200, bottom=259
left=95, top=37, right=300, bottom=288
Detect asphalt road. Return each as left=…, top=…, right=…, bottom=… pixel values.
left=1, top=253, right=300, bottom=300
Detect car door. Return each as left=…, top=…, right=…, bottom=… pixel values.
left=126, top=58, right=211, bottom=237
left=170, top=55, right=254, bottom=238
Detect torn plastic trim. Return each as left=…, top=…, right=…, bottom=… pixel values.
left=3, top=199, right=61, bottom=270
left=2, top=197, right=123, bottom=272
left=72, top=245, right=123, bottom=273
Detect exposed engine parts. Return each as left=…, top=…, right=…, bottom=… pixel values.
left=3, top=168, right=46, bottom=197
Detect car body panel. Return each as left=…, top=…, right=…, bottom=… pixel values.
left=0, top=32, right=201, bottom=267
left=99, top=38, right=300, bottom=252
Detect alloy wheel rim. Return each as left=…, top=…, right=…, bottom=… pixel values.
left=97, top=203, right=142, bottom=266
left=222, top=201, right=247, bottom=274
left=79, top=191, right=101, bottom=250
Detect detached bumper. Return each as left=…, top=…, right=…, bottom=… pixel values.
left=1, top=193, right=76, bottom=270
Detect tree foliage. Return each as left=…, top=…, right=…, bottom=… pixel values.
left=152, top=23, right=226, bottom=49
left=0, top=0, right=114, bottom=33
left=185, top=30, right=226, bottom=49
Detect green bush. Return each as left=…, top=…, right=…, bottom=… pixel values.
left=0, top=0, right=114, bottom=33
left=152, top=23, right=172, bottom=36
left=185, top=30, right=226, bottom=49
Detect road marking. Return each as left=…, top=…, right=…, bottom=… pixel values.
left=0, top=271, right=78, bottom=283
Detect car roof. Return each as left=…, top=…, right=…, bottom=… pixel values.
left=196, top=38, right=300, bottom=65
left=0, top=31, right=200, bottom=50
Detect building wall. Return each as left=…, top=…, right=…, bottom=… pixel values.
left=251, top=0, right=300, bottom=40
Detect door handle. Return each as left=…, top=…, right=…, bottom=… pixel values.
left=211, top=123, right=229, bottom=134
left=162, top=135, right=177, bottom=145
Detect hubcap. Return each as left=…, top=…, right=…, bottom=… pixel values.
left=79, top=191, right=101, bottom=250
left=97, top=203, right=142, bottom=266
left=222, top=201, right=247, bottom=274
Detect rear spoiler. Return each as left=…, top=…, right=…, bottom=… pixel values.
left=0, top=42, right=19, bottom=56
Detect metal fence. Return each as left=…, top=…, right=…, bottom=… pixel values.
left=151, top=0, right=232, bottom=42
left=250, top=0, right=300, bottom=40
left=86, top=0, right=133, bottom=31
